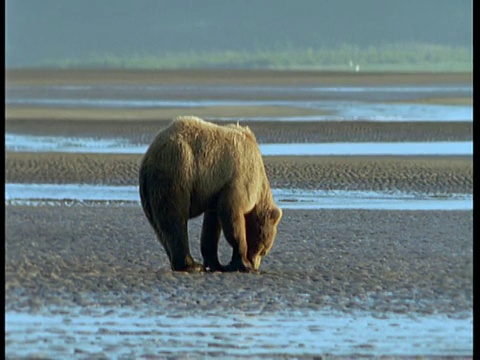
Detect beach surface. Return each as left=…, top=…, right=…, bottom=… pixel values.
left=5, top=69, right=473, bottom=359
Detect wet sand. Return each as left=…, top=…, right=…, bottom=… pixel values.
left=5, top=205, right=472, bottom=316
left=5, top=152, right=473, bottom=194
left=5, top=69, right=473, bottom=358
left=5, top=117, right=473, bottom=143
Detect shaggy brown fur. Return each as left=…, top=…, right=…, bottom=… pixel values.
left=139, top=116, right=282, bottom=272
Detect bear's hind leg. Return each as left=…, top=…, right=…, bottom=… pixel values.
left=155, top=214, right=204, bottom=273
left=201, top=210, right=225, bottom=272
left=139, top=169, right=203, bottom=272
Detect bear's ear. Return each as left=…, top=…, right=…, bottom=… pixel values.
left=269, top=207, right=282, bottom=225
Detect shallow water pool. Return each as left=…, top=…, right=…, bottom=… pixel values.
left=6, top=83, right=473, bottom=122
left=5, top=133, right=473, bottom=156
left=5, top=307, right=472, bottom=358
left=5, top=184, right=473, bottom=211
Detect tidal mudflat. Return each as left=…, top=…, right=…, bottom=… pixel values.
left=5, top=69, right=473, bottom=359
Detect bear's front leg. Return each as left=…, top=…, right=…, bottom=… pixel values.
left=223, top=248, right=257, bottom=273
left=201, top=210, right=226, bottom=272
left=218, top=208, right=255, bottom=273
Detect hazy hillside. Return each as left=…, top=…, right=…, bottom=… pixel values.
left=5, top=0, right=472, bottom=70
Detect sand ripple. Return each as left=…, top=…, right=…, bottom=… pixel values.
left=5, top=152, right=472, bottom=194
left=5, top=206, right=472, bottom=315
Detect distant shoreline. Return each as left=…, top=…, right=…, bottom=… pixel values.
left=5, top=68, right=473, bottom=86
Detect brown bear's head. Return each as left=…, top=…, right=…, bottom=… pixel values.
left=245, top=206, right=283, bottom=270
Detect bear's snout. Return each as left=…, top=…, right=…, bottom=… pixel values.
left=251, top=255, right=262, bottom=270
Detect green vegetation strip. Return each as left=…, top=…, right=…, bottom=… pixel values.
left=39, top=43, right=472, bottom=72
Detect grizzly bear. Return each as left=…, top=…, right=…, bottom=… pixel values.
left=139, top=116, right=282, bottom=272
